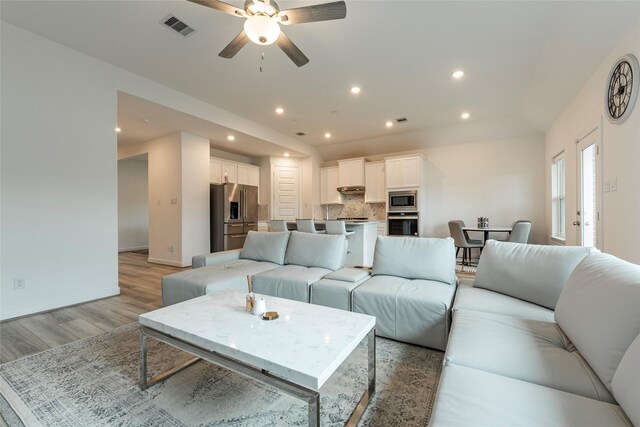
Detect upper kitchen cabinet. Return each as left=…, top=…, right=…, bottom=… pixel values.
left=385, top=155, right=423, bottom=189
left=210, top=158, right=223, bottom=183
left=365, top=162, right=386, bottom=203
left=320, top=166, right=342, bottom=204
left=221, top=161, right=238, bottom=184
left=338, top=158, right=365, bottom=187
left=237, top=164, right=259, bottom=186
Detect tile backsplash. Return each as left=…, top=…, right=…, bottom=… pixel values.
left=314, top=195, right=386, bottom=221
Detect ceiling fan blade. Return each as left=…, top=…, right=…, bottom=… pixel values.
left=187, top=0, right=245, bottom=17
left=276, top=32, right=309, bottom=67
left=279, top=1, right=346, bottom=25
left=219, top=30, right=250, bottom=59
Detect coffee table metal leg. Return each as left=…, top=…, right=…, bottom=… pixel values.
left=368, top=328, right=376, bottom=398
left=307, top=392, right=320, bottom=427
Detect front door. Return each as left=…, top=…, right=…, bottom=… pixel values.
left=272, top=166, right=299, bottom=221
left=575, top=127, right=602, bottom=249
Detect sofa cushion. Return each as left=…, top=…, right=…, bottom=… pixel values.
left=162, top=266, right=248, bottom=306
left=310, top=276, right=369, bottom=311
left=445, top=310, right=613, bottom=403
left=324, top=268, right=370, bottom=283
left=240, top=231, right=290, bottom=265
left=555, top=253, right=640, bottom=392
left=612, top=333, right=640, bottom=427
left=352, top=275, right=456, bottom=350
left=453, top=279, right=555, bottom=322
left=284, top=231, right=346, bottom=271
left=429, top=364, right=632, bottom=427
left=371, top=236, right=456, bottom=285
left=221, top=259, right=282, bottom=276
left=251, top=265, right=332, bottom=302
left=474, top=240, right=593, bottom=310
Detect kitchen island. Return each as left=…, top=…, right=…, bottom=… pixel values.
left=285, top=221, right=378, bottom=267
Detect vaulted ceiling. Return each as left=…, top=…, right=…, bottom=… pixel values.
left=3, top=1, right=638, bottom=158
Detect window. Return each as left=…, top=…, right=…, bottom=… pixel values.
left=551, top=153, right=566, bottom=239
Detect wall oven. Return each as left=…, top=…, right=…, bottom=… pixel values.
left=388, top=212, right=419, bottom=236
left=388, top=190, right=418, bottom=212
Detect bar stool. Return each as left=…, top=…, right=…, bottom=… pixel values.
left=270, top=220, right=287, bottom=232
left=325, top=220, right=355, bottom=255
left=296, top=219, right=323, bottom=233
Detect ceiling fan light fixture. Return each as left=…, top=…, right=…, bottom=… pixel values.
left=244, top=15, right=280, bottom=45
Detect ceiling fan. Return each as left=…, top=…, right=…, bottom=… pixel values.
left=187, top=0, right=347, bottom=67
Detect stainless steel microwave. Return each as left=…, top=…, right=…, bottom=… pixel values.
left=388, top=190, right=418, bottom=211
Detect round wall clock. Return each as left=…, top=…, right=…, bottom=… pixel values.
left=605, top=54, right=639, bottom=124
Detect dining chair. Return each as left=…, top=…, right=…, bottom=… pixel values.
left=270, top=220, right=287, bottom=232
left=448, top=220, right=484, bottom=266
left=296, top=219, right=322, bottom=233
left=508, top=220, right=532, bottom=243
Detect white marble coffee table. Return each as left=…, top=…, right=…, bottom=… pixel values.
left=138, top=289, right=376, bottom=426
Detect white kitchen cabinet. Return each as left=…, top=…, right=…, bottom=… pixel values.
left=320, top=167, right=342, bottom=204
left=376, top=221, right=387, bottom=236
left=365, top=162, right=386, bottom=203
left=237, top=164, right=259, bottom=187
left=385, top=155, right=422, bottom=189
left=210, top=158, right=223, bottom=183
left=338, top=158, right=365, bottom=187
left=221, top=161, right=238, bottom=184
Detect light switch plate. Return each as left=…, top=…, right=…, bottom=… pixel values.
left=604, top=180, right=610, bottom=192
left=611, top=178, right=618, bottom=191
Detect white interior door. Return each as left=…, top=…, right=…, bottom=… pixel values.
left=575, top=127, right=602, bottom=249
left=272, top=166, right=299, bottom=220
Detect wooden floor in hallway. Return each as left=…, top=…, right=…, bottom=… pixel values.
left=0, top=252, right=186, bottom=364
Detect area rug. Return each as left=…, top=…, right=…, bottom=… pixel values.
left=0, top=323, right=443, bottom=426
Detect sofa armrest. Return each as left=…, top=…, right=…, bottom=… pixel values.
left=192, top=249, right=242, bottom=268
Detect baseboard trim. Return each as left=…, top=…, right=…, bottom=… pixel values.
left=147, top=257, right=191, bottom=268
left=118, top=246, right=148, bottom=253
left=0, top=286, right=121, bottom=322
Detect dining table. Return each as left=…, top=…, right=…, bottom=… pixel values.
left=462, top=225, right=513, bottom=242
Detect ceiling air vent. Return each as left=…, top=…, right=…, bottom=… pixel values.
left=161, top=15, right=196, bottom=37
left=296, top=132, right=306, bottom=136
left=396, top=117, right=408, bottom=123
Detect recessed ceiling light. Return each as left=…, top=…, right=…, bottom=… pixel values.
left=142, top=118, right=150, bottom=123
left=452, top=70, right=465, bottom=79
left=385, top=121, right=393, bottom=128
left=350, top=86, right=361, bottom=95
left=284, top=152, right=290, bottom=157
left=460, top=112, right=470, bottom=119
left=227, top=135, right=235, bottom=141
left=275, top=107, right=284, bottom=114
left=324, top=132, right=332, bottom=139
left=115, top=127, right=121, bottom=133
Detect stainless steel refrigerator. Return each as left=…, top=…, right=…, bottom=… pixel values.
left=210, top=183, right=258, bottom=252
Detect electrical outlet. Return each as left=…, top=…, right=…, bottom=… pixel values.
left=13, top=278, right=26, bottom=290
left=168, top=245, right=174, bottom=253
left=171, top=198, right=178, bottom=205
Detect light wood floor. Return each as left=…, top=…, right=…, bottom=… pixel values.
left=0, top=252, right=186, bottom=364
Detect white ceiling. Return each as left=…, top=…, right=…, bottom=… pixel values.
left=117, top=92, right=306, bottom=157
left=2, top=1, right=639, bottom=156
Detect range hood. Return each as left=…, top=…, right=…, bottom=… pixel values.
left=337, top=186, right=365, bottom=195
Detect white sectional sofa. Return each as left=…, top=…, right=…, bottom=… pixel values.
left=162, top=231, right=350, bottom=306
left=162, top=233, right=458, bottom=351
left=429, top=240, right=640, bottom=427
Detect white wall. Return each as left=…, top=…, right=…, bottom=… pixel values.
left=545, top=24, right=640, bottom=263
left=1, top=21, right=319, bottom=319
left=1, top=22, right=119, bottom=319
left=181, top=133, right=210, bottom=266
left=119, top=132, right=209, bottom=267
left=118, top=156, right=148, bottom=251
left=330, top=135, right=546, bottom=243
